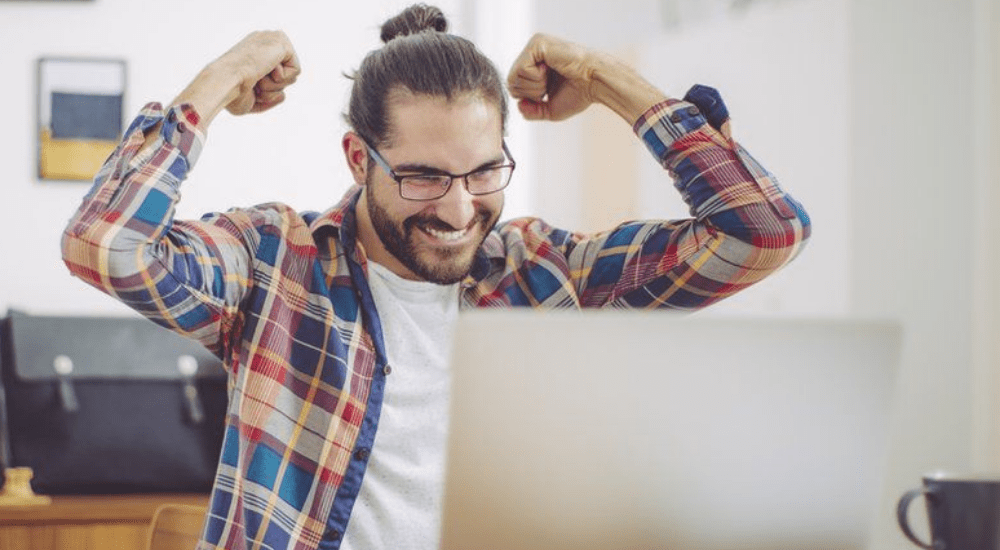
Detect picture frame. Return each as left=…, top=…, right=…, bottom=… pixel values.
left=37, top=57, right=127, bottom=182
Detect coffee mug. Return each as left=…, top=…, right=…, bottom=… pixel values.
left=896, top=472, right=1000, bottom=550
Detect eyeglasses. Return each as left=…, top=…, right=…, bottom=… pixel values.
left=364, top=140, right=516, bottom=201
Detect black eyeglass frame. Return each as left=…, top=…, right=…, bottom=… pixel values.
left=363, top=139, right=516, bottom=201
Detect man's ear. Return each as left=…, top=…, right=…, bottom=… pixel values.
left=342, top=132, right=369, bottom=186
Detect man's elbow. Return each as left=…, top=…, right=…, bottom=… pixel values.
left=61, top=227, right=105, bottom=287
left=712, top=199, right=811, bottom=274
left=60, top=225, right=149, bottom=290
left=748, top=202, right=811, bottom=273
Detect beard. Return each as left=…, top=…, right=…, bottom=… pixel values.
left=366, top=180, right=501, bottom=285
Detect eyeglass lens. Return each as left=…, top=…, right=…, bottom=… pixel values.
left=399, top=166, right=513, bottom=200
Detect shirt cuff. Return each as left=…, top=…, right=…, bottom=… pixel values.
left=632, top=84, right=732, bottom=161
left=632, top=98, right=705, bottom=161
left=163, top=103, right=205, bottom=167
left=127, top=102, right=206, bottom=169
left=682, top=84, right=729, bottom=131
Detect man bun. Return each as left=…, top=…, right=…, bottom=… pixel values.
left=348, top=3, right=507, bottom=148
left=380, top=4, right=448, bottom=44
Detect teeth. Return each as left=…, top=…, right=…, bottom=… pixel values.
left=424, top=225, right=468, bottom=242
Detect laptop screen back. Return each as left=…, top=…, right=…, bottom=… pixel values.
left=440, top=310, right=900, bottom=550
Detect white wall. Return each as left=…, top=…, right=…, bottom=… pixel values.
left=972, top=0, right=1000, bottom=472
left=0, top=0, right=471, bottom=316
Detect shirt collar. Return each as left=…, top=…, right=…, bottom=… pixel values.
left=309, top=185, right=361, bottom=238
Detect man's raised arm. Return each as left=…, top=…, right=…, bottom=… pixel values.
left=501, top=34, right=810, bottom=309
left=61, top=32, right=302, bottom=353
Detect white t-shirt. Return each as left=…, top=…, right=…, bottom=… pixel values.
left=341, top=261, right=460, bottom=550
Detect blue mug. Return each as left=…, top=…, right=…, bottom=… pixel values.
left=896, top=473, right=1000, bottom=550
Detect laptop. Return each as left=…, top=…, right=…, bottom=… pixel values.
left=439, top=310, right=901, bottom=550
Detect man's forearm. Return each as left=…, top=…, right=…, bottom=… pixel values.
left=170, top=59, right=244, bottom=131
left=588, top=53, right=666, bottom=124
left=133, top=62, right=241, bottom=155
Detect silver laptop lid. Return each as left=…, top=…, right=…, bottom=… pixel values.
left=441, top=310, right=900, bottom=550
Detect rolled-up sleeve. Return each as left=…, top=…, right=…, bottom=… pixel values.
left=61, top=102, right=253, bottom=355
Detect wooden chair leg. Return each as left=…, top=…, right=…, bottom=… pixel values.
left=146, top=503, right=207, bottom=550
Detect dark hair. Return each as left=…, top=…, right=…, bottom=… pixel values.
left=347, top=4, right=508, bottom=147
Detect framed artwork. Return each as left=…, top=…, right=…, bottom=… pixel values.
left=37, top=57, right=126, bottom=181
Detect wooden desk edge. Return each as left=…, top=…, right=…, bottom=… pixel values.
left=0, top=494, right=209, bottom=525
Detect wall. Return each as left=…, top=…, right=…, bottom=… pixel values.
left=848, top=0, right=986, bottom=548
left=972, top=0, right=1000, bottom=473
left=0, top=0, right=470, bottom=316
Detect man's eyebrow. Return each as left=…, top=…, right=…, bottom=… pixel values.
left=393, top=154, right=507, bottom=175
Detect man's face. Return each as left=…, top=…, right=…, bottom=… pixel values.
left=358, top=92, right=505, bottom=284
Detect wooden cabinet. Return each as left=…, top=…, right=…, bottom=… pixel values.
left=0, top=494, right=208, bottom=550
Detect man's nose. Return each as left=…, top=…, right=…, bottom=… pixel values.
left=433, top=177, right=477, bottom=229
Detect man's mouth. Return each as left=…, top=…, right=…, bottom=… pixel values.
left=410, top=213, right=489, bottom=245
left=423, top=225, right=470, bottom=242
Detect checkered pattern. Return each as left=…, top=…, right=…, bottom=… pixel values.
left=61, top=87, right=809, bottom=550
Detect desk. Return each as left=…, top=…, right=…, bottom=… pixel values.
left=0, top=494, right=209, bottom=550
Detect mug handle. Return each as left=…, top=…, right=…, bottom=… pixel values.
left=896, top=488, right=942, bottom=550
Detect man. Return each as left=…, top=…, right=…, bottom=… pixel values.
left=62, top=5, right=810, bottom=550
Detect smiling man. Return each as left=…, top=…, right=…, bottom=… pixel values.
left=61, top=4, right=810, bottom=550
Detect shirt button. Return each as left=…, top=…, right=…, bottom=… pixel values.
left=176, top=122, right=186, bottom=133
left=167, top=111, right=177, bottom=123
left=354, top=448, right=370, bottom=461
left=383, top=364, right=392, bottom=376
left=324, top=528, right=342, bottom=541
left=669, top=112, right=683, bottom=123
left=686, top=105, right=700, bottom=116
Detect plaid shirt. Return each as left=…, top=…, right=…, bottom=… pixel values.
left=62, top=85, right=809, bottom=550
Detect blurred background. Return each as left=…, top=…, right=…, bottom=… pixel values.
left=0, top=0, right=996, bottom=549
